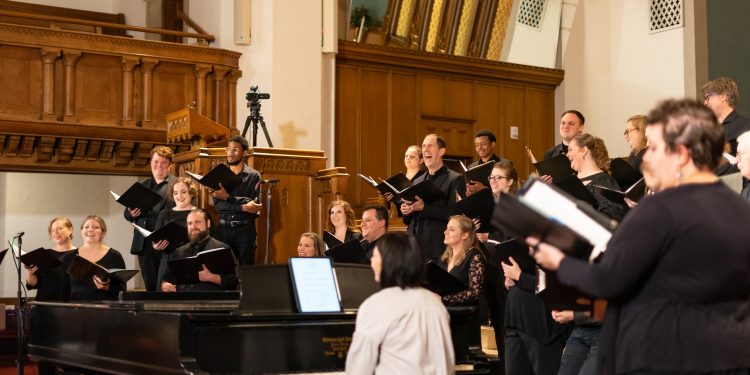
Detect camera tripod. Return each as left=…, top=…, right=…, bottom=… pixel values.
left=241, top=99, right=274, bottom=148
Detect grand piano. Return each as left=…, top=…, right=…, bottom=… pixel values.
left=27, top=264, right=490, bottom=374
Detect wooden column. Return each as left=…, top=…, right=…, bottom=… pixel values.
left=121, top=57, right=139, bottom=127
left=62, top=50, right=81, bottom=122
left=194, top=64, right=212, bottom=116
left=227, top=69, right=242, bottom=133
left=40, top=48, right=60, bottom=121
left=141, top=58, right=160, bottom=128
left=212, top=66, right=229, bottom=126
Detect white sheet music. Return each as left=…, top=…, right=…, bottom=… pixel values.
left=289, top=258, right=341, bottom=313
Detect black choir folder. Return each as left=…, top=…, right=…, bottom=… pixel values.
left=460, top=160, right=495, bottom=184
left=131, top=221, right=188, bottom=250
left=609, top=158, right=642, bottom=188
left=424, top=261, right=466, bottom=295
left=19, top=247, right=61, bottom=272
left=109, top=182, right=163, bottom=212
left=67, top=255, right=139, bottom=283
left=457, top=187, right=495, bottom=233
left=185, top=163, right=242, bottom=192
left=358, top=173, right=412, bottom=196
left=592, top=177, right=646, bottom=205
left=533, top=154, right=575, bottom=182
left=491, top=178, right=616, bottom=310
left=554, top=175, right=599, bottom=208
left=396, top=179, right=446, bottom=203
left=322, top=231, right=342, bottom=248
left=491, top=239, right=536, bottom=274
left=167, top=247, right=236, bottom=285
left=325, top=239, right=366, bottom=264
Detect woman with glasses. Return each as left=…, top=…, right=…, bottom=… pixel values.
left=624, top=115, right=648, bottom=171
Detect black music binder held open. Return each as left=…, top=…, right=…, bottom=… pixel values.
left=609, top=157, right=642, bottom=188
left=397, top=179, right=446, bottom=203
left=424, top=261, right=466, bottom=295
left=460, top=160, right=495, bottom=184
left=67, top=255, right=139, bottom=283
left=358, top=173, right=412, bottom=197
left=591, top=177, right=646, bottom=205
left=110, top=182, right=163, bottom=212
left=325, top=239, right=366, bottom=264
left=185, top=163, right=243, bottom=192
left=533, top=154, right=575, bottom=182
left=131, top=221, right=188, bottom=250
left=457, top=187, right=495, bottom=233
left=19, top=247, right=61, bottom=272
left=166, top=247, right=236, bottom=285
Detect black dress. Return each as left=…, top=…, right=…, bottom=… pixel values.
left=558, top=182, right=750, bottom=374
left=154, top=208, right=191, bottom=288
left=439, top=247, right=485, bottom=306
left=68, top=248, right=126, bottom=301
left=28, top=249, right=74, bottom=302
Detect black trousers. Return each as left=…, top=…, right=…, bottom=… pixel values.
left=218, top=222, right=257, bottom=265
left=505, top=327, right=565, bottom=375
left=138, top=248, right=162, bottom=291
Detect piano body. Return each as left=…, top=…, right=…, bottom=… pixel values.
left=27, top=264, right=484, bottom=374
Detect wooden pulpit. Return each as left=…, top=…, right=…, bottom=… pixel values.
left=166, top=108, right=231, bottom=149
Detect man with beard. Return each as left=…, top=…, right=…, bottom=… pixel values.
left=160, top=208, right=237, bottom=292
left=209, top=135, right=262, bottom=265
left=124, top=146, right=176, bottom=291
left=401, top=134, right=466, bottom=261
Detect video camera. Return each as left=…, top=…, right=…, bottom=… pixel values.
left=246, top=85, right=270, bottom=103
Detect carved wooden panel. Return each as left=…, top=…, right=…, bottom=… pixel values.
left=75, top=54, right=121, bottom=124
left=0, top=45, right=42, bottom=119
left=336, top=42, right=563, bottom=211
left=152, top=62, right=195, bottom=127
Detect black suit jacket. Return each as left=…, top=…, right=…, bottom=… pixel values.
left=124, top=175, right=176, bottom=255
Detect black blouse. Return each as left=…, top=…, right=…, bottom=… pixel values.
left=68, top=248, right=126, bottom=301
left=439, top=248, right=485, bottom=306
left=581, top=171, right=626, bottom=221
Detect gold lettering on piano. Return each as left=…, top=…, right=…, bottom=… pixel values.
left=321, top=336, right=352, bottom=359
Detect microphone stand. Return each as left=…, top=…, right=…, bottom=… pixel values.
left=263, top=180, right=278, bottom=264
left=14, top=234, right=25, bottom=375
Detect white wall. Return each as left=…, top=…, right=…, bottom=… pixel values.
left=0, top=172, right=139, bottom=297
left=502, top=0, right=562, bottom=69
left=555, top=0, right=693, bottom=157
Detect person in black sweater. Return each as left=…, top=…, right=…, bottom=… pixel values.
left=161, top=208, right=237, bottom=292
left=26, top=217, right=76, bottom=302
left=68, top=215, right=126, bottom=301
left=401, top=134, right=466, bottom=261
left=533, top=98, right=750, bottom=375
left=623, top=115, right=648, bottom=172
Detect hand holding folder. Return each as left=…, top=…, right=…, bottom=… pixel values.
left=110, top=182, right=163, bottom=212
left=185, top=164, right=243, bottom=192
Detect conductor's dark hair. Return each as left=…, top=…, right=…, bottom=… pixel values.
left=229, top=135, right=250, bottom=151
left=646, top=98, right=724, bottom=170
left=189, top=208, right=211, bottom=222
left=474, top=129, right=497, bottom=143
left=363, top=204, right=389, bottom=229
left=426, top=133, right=447, bottom=149
left=377, top=232, right=424, bottom=289
left=561, top=110, right=586, bottom=125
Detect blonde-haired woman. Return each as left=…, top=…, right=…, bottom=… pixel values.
left=438, top=215, right=485, bottom=305
left=624, top=115, right=648, bottom=171
left=325, top=200, right=360, bottom=243
left=68, top=215, right=126, bottom=301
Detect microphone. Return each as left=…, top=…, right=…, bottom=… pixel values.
left=261, top=179, right=280, bottom=184
left=14, top=232, right=24, bottom=238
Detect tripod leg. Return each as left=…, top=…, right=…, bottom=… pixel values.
left=241, top=115, right=253, bottom=138
left=252, top=118, right=259, bottom=148
left=259, top=117, right=274, bottom=148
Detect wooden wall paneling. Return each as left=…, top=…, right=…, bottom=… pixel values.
left=212, top=66, right=229, bottom=126
left=435, top=0, right=463, bottom=54
left=358, top=68, right=390, bottom=210
left=334, top=64, right=360, bottom=199
left=420, top=75, right=446, bottom=117
left=390, top=72, right=419, bottom=176
left=140, top=58, right=160, bottom=128
left=475, top=82, right=502, bottom=160
left=120, top=56, right=139, bottom=127
left=40, top=48, right=59, bottom=121
left=152, top=62, right=195, bottom=128
left=526, top=88, right=555, bottom=175
left=0, top=45, right=42, bottom=120
left=410, top=0, right=434, bottom=50
left=421, top=117, right=474, bottom=158
left=447, top=78, right=474, bottom=119
left=467, top=0, right=498, bottom=58
left=75, top=53, right=121, bottom=125
left=501, top=84, right=526, bottom=174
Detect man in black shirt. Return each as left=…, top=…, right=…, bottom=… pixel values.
left=360, top=204, right=388, bottom=261
left=161, top=208, right=237, bottom=292
left=124, top=146, right=176, bottom=291
left=210, top=135, right=262, bottom=265
left=702, top=77, right=750, bottom=176
left=466, top=129, right=513, bottom=195
left=540, top=110, right=585, bottom=183
left=401, top=134, right=466, bottom=261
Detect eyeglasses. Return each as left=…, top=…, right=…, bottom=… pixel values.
left=488, top=175, right=509, bottom=182
left=623, top=128, right=638, bottom=136
left=704, top=93, right=717, bottom=101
